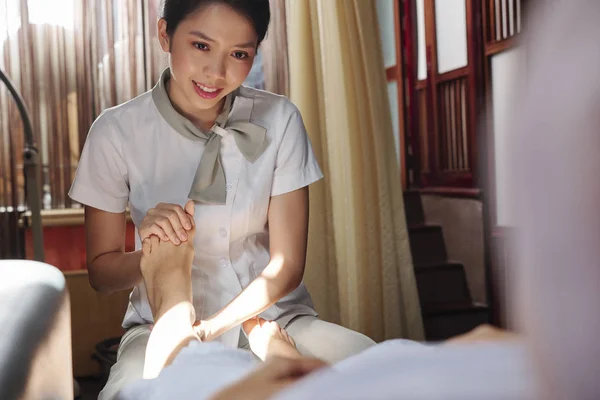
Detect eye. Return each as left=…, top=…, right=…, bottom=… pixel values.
left=194, top=42, right=209, bottom=51
left=232, top=51, right=249, bottom=60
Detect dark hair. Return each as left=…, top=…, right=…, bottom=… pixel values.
left=160, top=0, right=271, bottom=46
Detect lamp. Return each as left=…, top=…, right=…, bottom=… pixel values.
left=0, top=68, right=45, bottom=262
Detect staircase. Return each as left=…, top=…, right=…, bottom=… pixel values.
left=404, top=191, right=490, bottom=341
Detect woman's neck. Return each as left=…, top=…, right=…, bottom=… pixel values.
left=166, top=79, right=225, bottom=132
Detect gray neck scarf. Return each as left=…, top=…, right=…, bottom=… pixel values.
left=152, top=69, right=267, bottom=204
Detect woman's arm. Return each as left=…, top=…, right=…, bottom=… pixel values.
left=85, top=206, right=143, bottom=293
left=85, top=201, right=195, bottom=293
left=200, top=187, right=309, bottom=340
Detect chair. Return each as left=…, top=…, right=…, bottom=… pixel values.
left=0, top=260, right=73, bottom=399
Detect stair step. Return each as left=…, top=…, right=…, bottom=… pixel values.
left=415, top=263, right=473, bottom=312
left=403, top=191, right=425, bottom=226
left=408, top=225, right=447, bottom=266
left=423, top=303, right=490, bottom=341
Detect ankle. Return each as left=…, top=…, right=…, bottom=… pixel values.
left=155, top=300, right=195, bottom=324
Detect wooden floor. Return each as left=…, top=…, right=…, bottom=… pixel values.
left=76, top=377, right=104, bottom=400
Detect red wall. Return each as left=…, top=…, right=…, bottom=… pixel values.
left=25, top=223, right=136, bottom=271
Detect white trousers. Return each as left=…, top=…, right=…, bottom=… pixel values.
left=98, top=316, right=375, bottom=400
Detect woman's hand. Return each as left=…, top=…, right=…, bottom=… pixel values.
left=139, top=200, right=195, bottom=245
left=193, top=319, right=221, bottom=342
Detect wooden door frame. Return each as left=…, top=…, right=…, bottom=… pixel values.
left=385, top=0, right=409, bottom=190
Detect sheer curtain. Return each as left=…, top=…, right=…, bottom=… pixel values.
left=0, top=0, right=166, bottom=210
left=287, top=0, right=424, bottom=341
left=261, top=0, right=289, bottom=95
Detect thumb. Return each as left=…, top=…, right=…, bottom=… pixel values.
left=184, top=199, right=195, bottom=217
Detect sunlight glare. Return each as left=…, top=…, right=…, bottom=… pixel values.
left=27, top=0, right=74, bottom=30
left=0, top=1, right=21, bottom=45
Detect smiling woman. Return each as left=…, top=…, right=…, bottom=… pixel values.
left=156, top=0, right=269, bottom=129
left=0, top=0, right=268, bottom=214
left=67, top=1, right=376, bottom=399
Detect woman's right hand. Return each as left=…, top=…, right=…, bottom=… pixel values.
left=139, top=200, right=195, bottom=245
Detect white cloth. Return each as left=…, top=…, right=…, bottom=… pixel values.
left=276, top=340, right=535, bottom=400
left=116, top=342, right=258, bottom=400
left=69, top=86, right=324, bottom=348
left=104, top=316, right=375, bottom=400
left=116, top=340, right=535, bottom=400
left=98, top=325, right=151, bottom=400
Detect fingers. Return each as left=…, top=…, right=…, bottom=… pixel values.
left=154, top=213, right=182, bottom=244
left=164, top=203, right=192, bottom=231
left=140, top=224, right=170, bottom=242
left=140, top=203, right=195, bottom=244
left=184, top=200, right=195, bottom=219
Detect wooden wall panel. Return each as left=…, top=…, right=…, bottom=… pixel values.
left=25, top=222, right=136, bottom=271
left=65, top=270, right=130, bottom=377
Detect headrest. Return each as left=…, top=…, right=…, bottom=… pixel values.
left=0, top=260, right=68, bottom=400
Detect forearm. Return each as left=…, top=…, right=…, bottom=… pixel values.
left=207, top=260, right=303, bottom=337
left=88, top=250, right=143, bottom=293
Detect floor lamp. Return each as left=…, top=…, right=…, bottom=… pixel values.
left=0, top=68, right=45, bottom=262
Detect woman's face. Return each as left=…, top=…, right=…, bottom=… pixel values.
left=158, top=3, right=258, bottom=121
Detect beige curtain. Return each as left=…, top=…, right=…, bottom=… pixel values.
left=287, top=0, right=424, bottom=341
left=0, top=0, right=165, bottom=210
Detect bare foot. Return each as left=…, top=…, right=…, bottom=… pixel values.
left=141, top=230, right=198, bottom=379
left=141, top=232, right=195, bottom=322
left=243, top=318, right=302, bottom=361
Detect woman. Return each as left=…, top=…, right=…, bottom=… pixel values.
left=69, top=0, right=375, bottom=398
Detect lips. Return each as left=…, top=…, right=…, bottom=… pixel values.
left=193, top=81, right=223, bottom=100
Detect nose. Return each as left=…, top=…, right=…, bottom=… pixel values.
left=204, top=54, right=226, bottom=81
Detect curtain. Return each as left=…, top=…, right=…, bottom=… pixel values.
left=0, top=0, right=165, bottom=210
left=262, top=0, right=289, bottom=96
left=287, top=0, right=424, bottom=341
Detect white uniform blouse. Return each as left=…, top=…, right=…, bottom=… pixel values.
left=69, top=84, right=323, bottom=348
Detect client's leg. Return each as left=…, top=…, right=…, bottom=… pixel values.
left=140, top=233, right=198, bottom=379
left=243, top=318, right=304, bottom=361
left=285, top=316, right=376, bottom=364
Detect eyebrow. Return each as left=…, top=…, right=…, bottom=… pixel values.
left=188, top=31, right=256, bottom=49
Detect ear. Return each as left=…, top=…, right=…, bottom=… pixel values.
left=157, top=19, right=171, bottom=52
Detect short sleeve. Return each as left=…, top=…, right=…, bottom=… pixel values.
left=271, top=103, right=324, bottom=196
left=68, top=113, right=129, bottom=213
